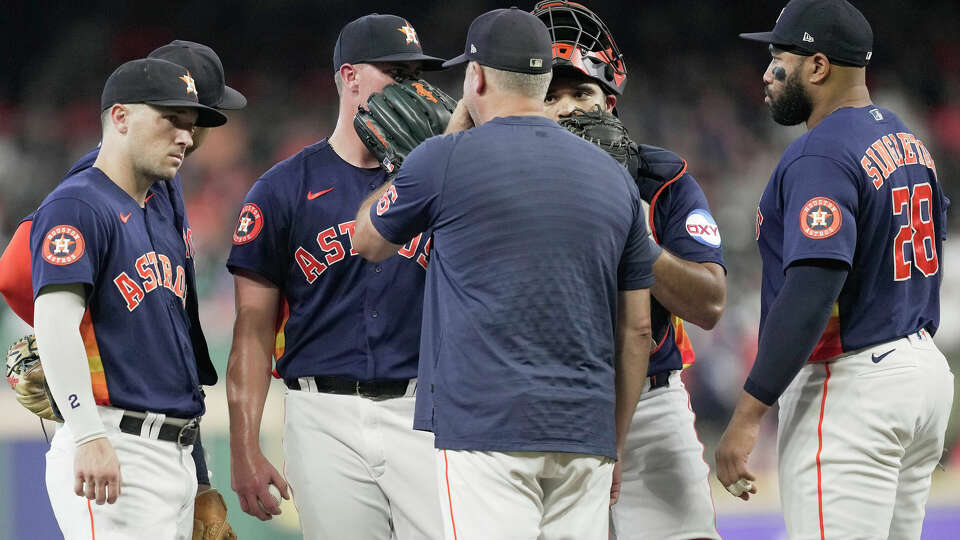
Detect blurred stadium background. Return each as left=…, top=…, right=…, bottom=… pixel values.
left=1, top=0, right=958, bottom=538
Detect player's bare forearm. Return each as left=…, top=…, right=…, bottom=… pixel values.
left=354, top=181, right=403, bottom=262
left=226, top=270, right=281, bottom=453
left=650, top=252, right=725, bottom=329
left=729, top=390, right=770, bottom=425
left=614, top=289, right=652, bottom=454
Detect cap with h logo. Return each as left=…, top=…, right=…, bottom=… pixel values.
left=442, top=7, right=553, bottom=74
left=148, top=40, right=247, bottom=109
left=100, top=58, right=228, bottom=127
left=740, top=0, right=873, bottom=67
left=333, top=14, right=446, bottom=70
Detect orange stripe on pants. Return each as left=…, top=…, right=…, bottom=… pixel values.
left=816, top=364, right=831, bottom=540
left=443, top=450, right=459, bottom=540
left=87, top=499, right=96, bottom=540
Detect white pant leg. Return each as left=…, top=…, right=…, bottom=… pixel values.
left=372, top=396, right=443, bottom=540
left=539, top=453, right=612, bottom=540
left=437, top=450, right=611, bottom=540
left=887, top=340, right=954, bottom=540
left=611, top=372, right=719, bottom=540
left=778, top=334, right=952, bottom=540
left=46, top=408, right=197, bottom=540
left=437, top=450, right=545, bottom=540
left=283, top=389, right=392, bottom=540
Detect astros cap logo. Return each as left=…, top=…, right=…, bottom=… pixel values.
left=233, top=203, right=264, bottom=245
left=42, top=225, right=86, bottom=266
left=179, top=71, right=198, bottom=96
left=800, top=197, right=842, bottom=239
left=398, top=22, right=419, bottom=45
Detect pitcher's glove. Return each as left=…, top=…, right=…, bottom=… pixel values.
left=558, top=106, right=641, bottom=177
left=354, top=78, right=458, bottom=176
left=193, top=489, right=237, bottom=540
left=5, top=335, right=61, bottom=422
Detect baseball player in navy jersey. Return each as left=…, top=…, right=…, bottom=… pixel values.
left=354, top=8, right=657, bottom=539
left=533, top=3, right=726, bottom=538
left=225, top=14, right=444, bottom=540
left=33, top=58, right=227, bottom=539
left=717, top=1, right=954, bottom=538
left=0, top=40, right=246, bottom=538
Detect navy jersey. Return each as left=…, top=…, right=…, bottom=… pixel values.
left=756, top=106, right=947, bottom=360
left=60, top=148, right=213, bottom=385
left=644, top=155, right=725, bottom=375
left=226, top=140, right=428, bottom=381
left=31, top=167, right=204, bottom=418
left=370, top=116, right=657, bottom=459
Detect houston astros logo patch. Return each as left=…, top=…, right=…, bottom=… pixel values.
left=800, top=197, right=842, bottom=239
left=233, top=203, right=264, bottom=245
left=42, top=225, right=85, bottom=265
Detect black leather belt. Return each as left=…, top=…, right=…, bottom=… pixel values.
left=118, top=413, right=199, bottom=447
left=648, top=371, right=672, bottom=390
left=285, top=375, right=413, bottom=400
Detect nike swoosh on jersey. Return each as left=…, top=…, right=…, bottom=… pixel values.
left=871, top=349, right=895, bottom=363
left=144, top=192, right=156, bottom=203
left=119, top=213, right=132, bottom=223
left=307, top=188, right=334, bottom=200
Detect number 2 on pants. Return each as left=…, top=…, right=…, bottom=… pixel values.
left=892, top=182, right=938, bottom=280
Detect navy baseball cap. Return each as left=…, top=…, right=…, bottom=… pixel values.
left=149, top=40, right=247, bottom=109
left=333, top=14, right=445, bottom=71
left=740, top=0, right=873, bottom=67
left=101, top=58, right=228, bottom=127
left=443, top=7, right=552, bottom=74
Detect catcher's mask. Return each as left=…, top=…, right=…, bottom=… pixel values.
left=532, top=0, right=627, bottom=95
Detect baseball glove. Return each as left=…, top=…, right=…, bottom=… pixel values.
left=5, top=335, right=62, bottom=422
left=354, top=78, right=458, bottom=175
left=193, top=488, right=237, bottom=540
left=558, top=106, right=641, bottom=176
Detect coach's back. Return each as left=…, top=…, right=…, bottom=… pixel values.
left=374, top=114, right=655, bottom=459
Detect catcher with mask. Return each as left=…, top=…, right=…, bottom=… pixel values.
left=534, top=2, right=726, bottom=538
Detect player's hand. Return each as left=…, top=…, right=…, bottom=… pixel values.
left=610, top=460, right=622, bottom=506
left=230, top=446, right=290, bottom=521
left=444, top=100, right=474, bottom=135
left=74, top=437, right=122, bottom=505
left=715, top=416, right=760, bottom=501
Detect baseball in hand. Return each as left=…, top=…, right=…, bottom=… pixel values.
left=268, top=484, right=282, bottom=505
left=257, top=484, right=282, bottom=514
left=725, top=478, right=754, bottom=497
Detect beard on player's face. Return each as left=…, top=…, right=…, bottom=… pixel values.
left=767, top=67, right=813, bottom=126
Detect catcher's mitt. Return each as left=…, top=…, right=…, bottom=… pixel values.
left=558, top=106, right=641, bottom=175
left=354, top=78, right=458, bottom=175
left=5, top=334, right=62, bottom=422
left=193, top=488, right=237, bottom=540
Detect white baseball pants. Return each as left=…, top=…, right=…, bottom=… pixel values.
left=778, top=330, right=954, bottom=540
left=46, top=406, right=197, bottom=540
left=611, top=371, right=719, bottom=540
left=437, top=449, right=614, bottom=540
left=283, top=387, right=443, bottom=540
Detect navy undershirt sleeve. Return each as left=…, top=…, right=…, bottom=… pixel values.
left=744, top=261, right=848, bottom=406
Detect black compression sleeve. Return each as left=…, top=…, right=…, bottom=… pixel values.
left=744, top=261, right=848, bottom=406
